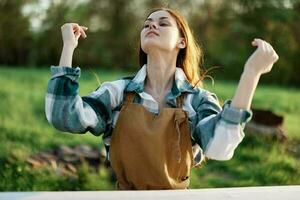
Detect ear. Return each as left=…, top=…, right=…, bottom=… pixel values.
left=177, top=38, right=186, bottom=49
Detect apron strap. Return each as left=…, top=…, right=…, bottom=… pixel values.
left=124, top=92, right=136, bottom=103
left=176, top=93, right=185, bottom=108
left=174, top=93, right=188, bottom=163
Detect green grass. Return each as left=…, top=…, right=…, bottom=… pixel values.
left=0, top=66, right=299, bottom=191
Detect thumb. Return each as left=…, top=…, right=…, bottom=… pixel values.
left=75, top=30, right=81, bottom=40
left=251, top=40, right=257, bottom=47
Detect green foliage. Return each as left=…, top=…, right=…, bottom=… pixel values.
left=190, top=134, right=300, bottom=188
left=0, top=0, right=299, bottom=85
left=0, top=0, right=34, bottom=65
left=191, top=0, right=300, bottom=86
left=0, top=66, right=299, bottom=191
left=0, top=157, right=115, bottom=191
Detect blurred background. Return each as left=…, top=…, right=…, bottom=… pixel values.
left=1, top=0, right=300, bottom=85
left=0, top=0, right=299, bottom=191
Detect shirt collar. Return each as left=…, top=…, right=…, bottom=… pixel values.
left=125, top=64, right=198, bottom=96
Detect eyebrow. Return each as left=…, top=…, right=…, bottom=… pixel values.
left=145, top=17, right=170, bottom=22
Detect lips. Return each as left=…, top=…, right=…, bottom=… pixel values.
left=146, top=31, right=159, bottom=36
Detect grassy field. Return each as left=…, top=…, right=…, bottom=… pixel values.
left=0, top=66, right=299, bottom=191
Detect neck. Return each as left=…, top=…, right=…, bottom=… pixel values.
left=144, top=51, right=177, bottom=98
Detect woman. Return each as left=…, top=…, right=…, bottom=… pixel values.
left=45, top=8, right=279, bottom=190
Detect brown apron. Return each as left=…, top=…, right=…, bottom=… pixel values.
left=109, top=92, right=194, bottom=190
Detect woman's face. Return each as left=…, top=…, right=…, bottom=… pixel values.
left=140, top=10, right=185, bottom=54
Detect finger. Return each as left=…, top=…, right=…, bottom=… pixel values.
left=70, top=22, right=79, bottom=27
left=75, top=30, right=81, bottom=40
left=265, top=42, right=274, bottom=54
left=264, top=42, right=278, bottom=62
left=253, top=38, right=265, bottom=50
left=72, top=24, right=85, bottom=35
left=61, top=24, right=67, bottom=30
left=72, top=24, right=80, bottom=33
left=272, top=51, right=279, bottom=62
left=75, top=32, right=80, bottom=40
left=79, top=27, right=87, bottom=38
left=74, top=26, right=86, bottom=38
left=258, top=39, right=268, bottom=52
left=69, top=23, right=87, bottom=38
left=81, top=26, right=88, bottom=30
left=71, top=24, right=87, bottom=30
left=251, top=38, right=263, bottom=49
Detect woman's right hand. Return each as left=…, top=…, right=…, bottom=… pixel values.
left=61, top=23, right=88, bottom=50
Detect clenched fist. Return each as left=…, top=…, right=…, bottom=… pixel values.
left=244, top=38, right=279, bottom=75
left=61, top=23, right=88, bottom=50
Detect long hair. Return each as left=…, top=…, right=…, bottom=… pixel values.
left=139, top=7, right=204, bottom=88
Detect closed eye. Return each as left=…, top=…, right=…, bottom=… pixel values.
left=143, top=22, right=170, bottom=28
left=160, top=23, right=168, bottom=26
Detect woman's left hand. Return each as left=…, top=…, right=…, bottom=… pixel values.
left=244, top=38, right=279, bottom=76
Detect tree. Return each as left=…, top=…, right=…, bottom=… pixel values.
left=0, top=0, right=34, bottom=66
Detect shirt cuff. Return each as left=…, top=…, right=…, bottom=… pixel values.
left=50, top=65, right=81, bottom=81
left=221, top=100, right=252, bottom=124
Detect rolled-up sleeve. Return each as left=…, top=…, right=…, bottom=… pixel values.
left=45, top=66, right=112, bottom=136
left=192, top=91, right=252, bottom=161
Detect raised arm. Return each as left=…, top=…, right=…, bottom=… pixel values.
left=231, top=38, right=279, bottom=110
left=193, top=39, right=279, bottom=161
left=45, top=23, right=118, bottom=136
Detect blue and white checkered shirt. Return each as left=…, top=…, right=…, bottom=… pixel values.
left=45, top=64, right=252, bottom=166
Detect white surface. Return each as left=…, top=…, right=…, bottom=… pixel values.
left=1, top=186, right=299, bottom=200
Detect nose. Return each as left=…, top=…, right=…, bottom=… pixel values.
left=149, top=21, right=157, bottom=29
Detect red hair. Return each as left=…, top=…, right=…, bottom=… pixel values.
left=139, top=7, right=204, bottom=88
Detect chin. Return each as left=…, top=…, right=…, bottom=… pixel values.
left=141, top=41, right=171, bottom=53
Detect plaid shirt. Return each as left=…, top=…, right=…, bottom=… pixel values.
left=45, top=64, right=252, bottom=166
